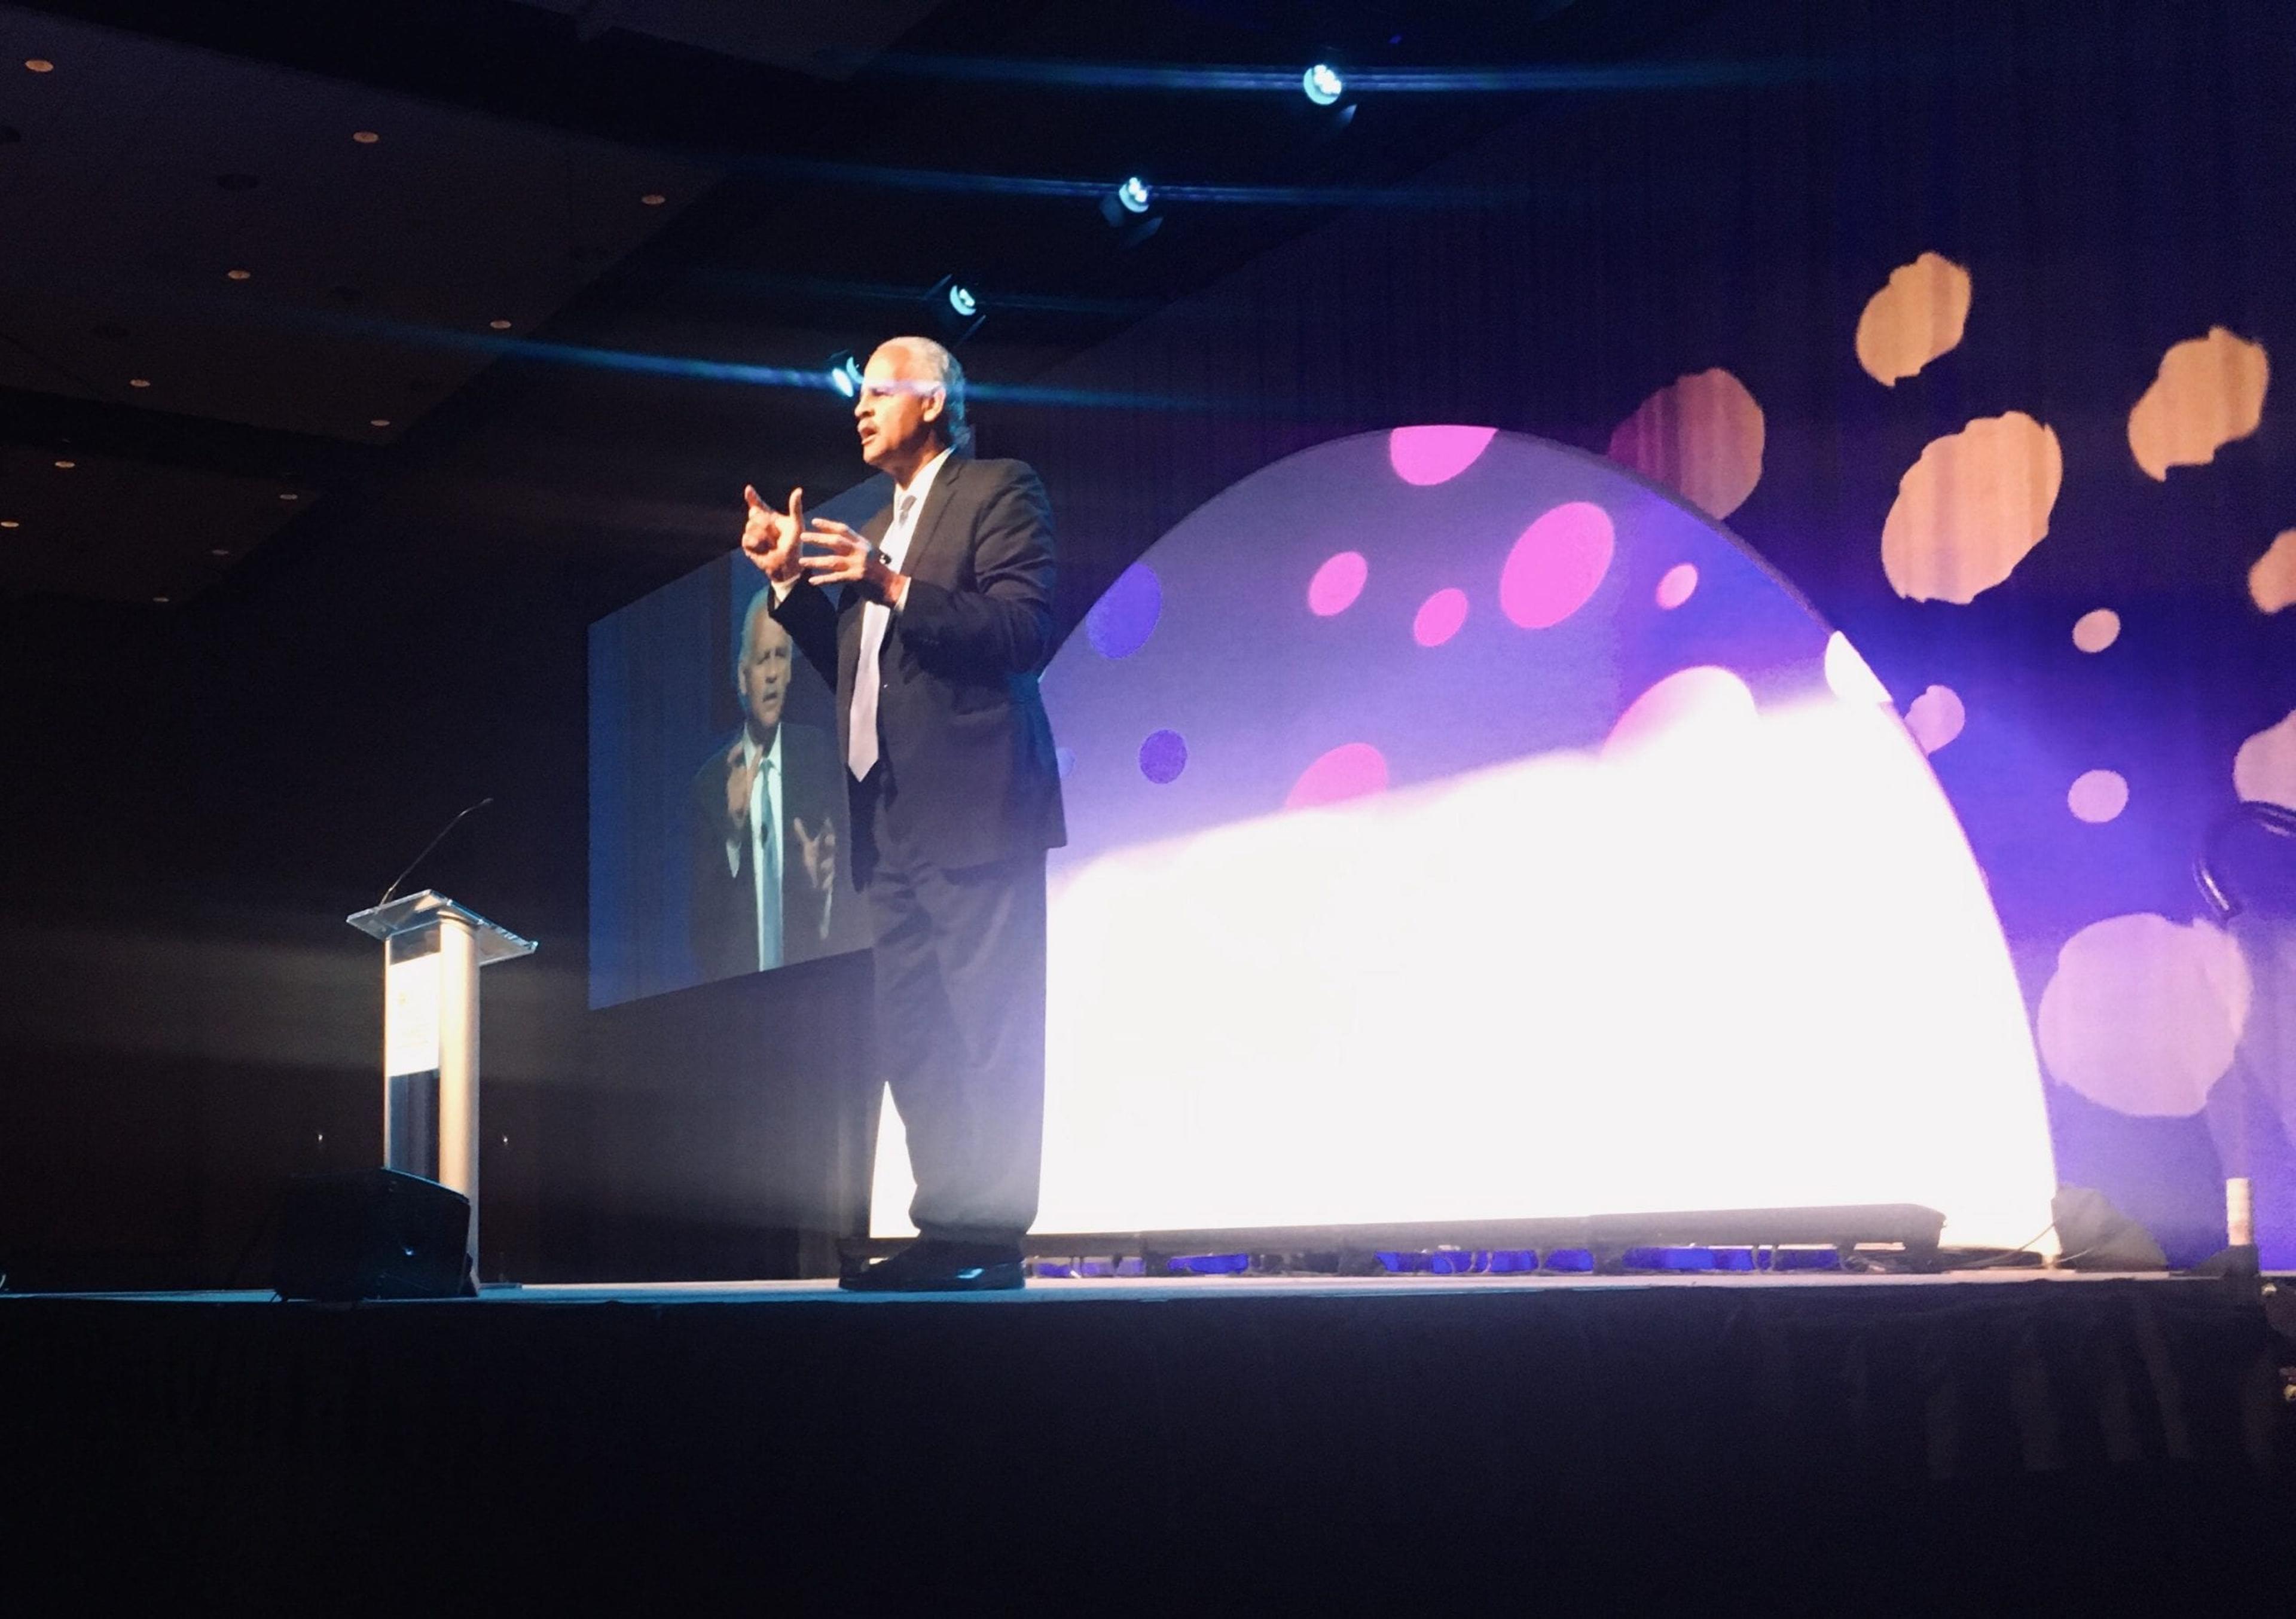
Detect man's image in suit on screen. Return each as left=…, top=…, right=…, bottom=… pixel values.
left=686, top=591, right=853, bottom=984
left=739, top=335, right=1064, bottom=1292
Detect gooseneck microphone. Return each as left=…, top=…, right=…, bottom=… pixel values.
left=378, top=798, right=494, bottom=909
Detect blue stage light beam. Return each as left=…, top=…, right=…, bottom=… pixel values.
left=860, top=54, right=1831, bottom=93
left=148, top=287, right=1242, bottom=414
left=684, top=269, right=1159, bottom=318
left=738, top=152, right=1541, bottom=207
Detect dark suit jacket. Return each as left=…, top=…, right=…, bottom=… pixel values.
left=687, top=720, right=863, bottom=984
left=771, top=454, right=1067, bottom=885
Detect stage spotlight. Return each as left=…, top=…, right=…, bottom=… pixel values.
left=1099, top=176, right=1162, bottom=245
left=924, top=274, right=986, bottom=343
left=1302, top=63, right=1345, bottom=105
left=827, top=350, right=863, bottom=398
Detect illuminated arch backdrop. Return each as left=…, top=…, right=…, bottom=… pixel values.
left=873, top=427, right=2057, bottom=1248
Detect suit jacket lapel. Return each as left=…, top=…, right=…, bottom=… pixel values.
left=899, top=456, right=965, bottom=582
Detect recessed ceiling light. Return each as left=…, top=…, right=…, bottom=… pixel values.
left=129, top=377, right=151, bottom=389
left=369, top=417, right=391, bottom=427
left=210, top=547, right=230, bottom=557
left=352, top=130, right=380, bottom=144
left=640, top=193, right=666, bottom=206
left=53, top=459, right=75, bottom=469
left=488, top=319, right=513, bottom=330
left=152, top=595, right=170, bottom=604
left=279, top=491, right=300, bottom=502
left=226, top=268, right=252, bottom=281
left=0, top=520, right=19, bottom=529
left=25, top=59, right=54, bottom=74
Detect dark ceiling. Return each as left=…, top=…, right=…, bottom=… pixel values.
left=0, top=0, right=1719, bottom=605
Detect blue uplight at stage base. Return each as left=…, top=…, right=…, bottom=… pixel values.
left=1303, top=63, right=1345, bottom=105
left=1170, top=1253, right=1251, bottom=1275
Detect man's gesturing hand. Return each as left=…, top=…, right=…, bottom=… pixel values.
left=800, top=519, right=909, bottom=607
left=793, top=815, right=836, bottom=896
left=740, top=485, right=805, bottom=586
left=723, top=737, right=756, bottom=831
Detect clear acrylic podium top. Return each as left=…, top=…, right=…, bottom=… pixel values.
left=345, top=889, right=538, bottom=964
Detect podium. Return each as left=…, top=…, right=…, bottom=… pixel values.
left=346, top=890, right=536, bottom=1267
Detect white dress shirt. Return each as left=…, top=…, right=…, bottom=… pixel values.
left=844, top=447, right=950, bottom=780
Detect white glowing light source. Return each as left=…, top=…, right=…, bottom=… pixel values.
left=384, top=952, right=441, bottom=1078
left=1116, top=176, right=1152, bottom=215
left=1303, top=63, right=1345, bottom=105
left=874, top=693, right=2057, bottom=1250
left=947, top=283, right=978, bottom=319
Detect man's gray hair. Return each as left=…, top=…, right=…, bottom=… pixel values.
left=734, top=586, right=784, bottom=685
left=879, top=334, right=974, bottom=456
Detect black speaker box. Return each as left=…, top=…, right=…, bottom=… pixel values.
left=271, top=1167, right=474, bottom=1301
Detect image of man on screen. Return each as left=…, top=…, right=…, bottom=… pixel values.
left=687, top=591, right=850, bottom=982
left=740, top=335, right=1064, bottom=1293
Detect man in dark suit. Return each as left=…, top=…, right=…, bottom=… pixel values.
left=686, top=590, right=857, bottom=985
left=741, top=335, right=1063, bottom=1291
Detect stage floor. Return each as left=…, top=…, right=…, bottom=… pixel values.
left=19, top=1264, right=2215, bottom=1307
left=7, top=1266, right=2286, bottom=1607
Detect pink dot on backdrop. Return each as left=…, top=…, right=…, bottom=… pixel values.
left=1286, top=742, right=1390, bottom=809
left=2072, top=609, right=2121, bottom=653
left=1602, top=666, right=1758, bottom=759
left=1388, top=425, right=1498, bottom=486
left=1412, top=588, right=1469, bottom=646
left=1903, top=685, right=1966, bottom=754
left=1655, top=563, right=1699, bottom=609
left=2069, top=769, right=2129, bottom=823
left=1308, top=551, right=1369, bottom=616
left=1500, top=501, right=1615, bottom=629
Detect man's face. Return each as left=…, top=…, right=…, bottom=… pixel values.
left=854, top=344, right=942, bottom=471
left=739, top=608, right=792, bottom=735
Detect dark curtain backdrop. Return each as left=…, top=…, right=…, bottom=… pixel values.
left=993, top=0, right=2296, bottom=1262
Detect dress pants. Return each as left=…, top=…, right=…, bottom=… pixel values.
left=862, top=768, right=1048, bottom=1244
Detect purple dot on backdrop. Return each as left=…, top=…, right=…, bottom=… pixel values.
left=1085, top=562, right=1162, bottom=659
left=1138, top=728, right=1188, bottom=784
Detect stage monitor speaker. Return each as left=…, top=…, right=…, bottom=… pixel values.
left=271, top=1167, right=474, bottom=1301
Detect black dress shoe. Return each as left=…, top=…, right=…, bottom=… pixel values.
left=839, top=1238, right=1025, bottom=1293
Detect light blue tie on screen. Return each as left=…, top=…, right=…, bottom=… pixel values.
left=757, top=749, right=782, bottom=972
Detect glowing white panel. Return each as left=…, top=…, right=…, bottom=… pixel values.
left=873, top=429, right=2057, bottom=1247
